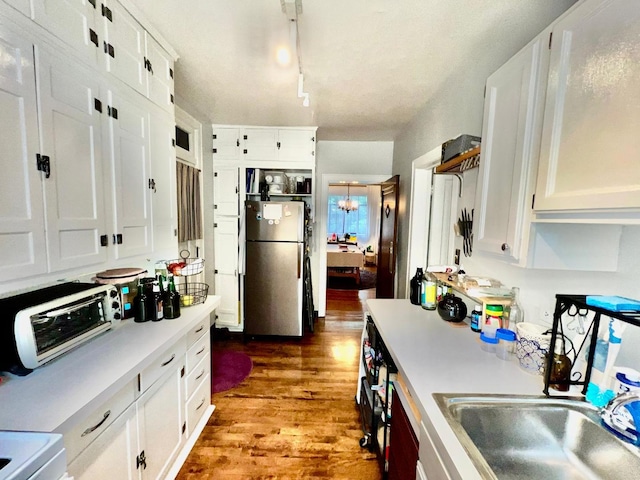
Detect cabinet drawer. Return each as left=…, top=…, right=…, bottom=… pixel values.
left=187, top=317, right=209, bottom=348
left=187, top=333, right=210, bottom=372
left=64, top=379, right=136, bottom=463
left=185, top=352, right=210, bottom=399
left=186, top=374, right=210, bottom=436
left=139, top=337, right=187, bottom=393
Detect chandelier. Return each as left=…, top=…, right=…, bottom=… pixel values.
left=338, top=184, right=358, bottom=213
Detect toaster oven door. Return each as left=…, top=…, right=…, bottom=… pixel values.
left=15, top=293, right=112, bottom=369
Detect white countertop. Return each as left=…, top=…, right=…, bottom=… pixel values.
left=0, top=296, right=220, bottom=433
left=366, top=299, right=545, bottom=480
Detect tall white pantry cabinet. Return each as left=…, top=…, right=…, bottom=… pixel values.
left=0, top=0, right=179, bottom=290
left=212, top=126, right=317, bottom=331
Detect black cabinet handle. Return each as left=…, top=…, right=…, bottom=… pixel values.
left=81, top=410, right=110, bottom=437
left=160, top=353, right=176, bottom=367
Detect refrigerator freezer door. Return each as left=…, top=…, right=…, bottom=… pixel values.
left=244, top=241, right=303, bottom=336
left=245, top=201, right=304, bottom=242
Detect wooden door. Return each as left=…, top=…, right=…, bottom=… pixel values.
left=376, top=175, right=399, bottom=299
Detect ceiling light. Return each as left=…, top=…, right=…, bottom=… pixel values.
left=276, top=46, right=291, bottom=66
left=338, top=184, right=358, bottom=213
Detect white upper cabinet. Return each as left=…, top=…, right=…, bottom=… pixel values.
left=212, top=127, right=241, bottom=161
left=31, top=0, right=102, bottom=68
left=277, top=128, right=316, bottom=162
left=241, top=128, right=278, bottom=161
left=103, top=0, right=147, bottom=97
left=534, top=0, right=640, bottom=214
left=37, top=45, right=108, bottom=271
left=145, top=32, right=174, bottom=114
left=0, top=21, right=48, bottom=281
left=150, top=109, right=178, bottom=257
left=105, top=87, right=152, bottom=260
left=2, top=0, right=31, bottom=17
left=474, top=29, right=550, bottom=264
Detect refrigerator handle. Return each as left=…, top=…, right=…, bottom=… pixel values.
left=298, top=243, right=303, bottom=279
left=238, top=208, right=246, bottom=275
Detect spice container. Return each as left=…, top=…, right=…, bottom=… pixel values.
left=495, top=328, right=517, bottom=360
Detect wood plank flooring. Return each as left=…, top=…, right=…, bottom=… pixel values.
left=176, top=283, right=381, bottom=480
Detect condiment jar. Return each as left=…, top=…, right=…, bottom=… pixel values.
left=483, top=304, right=503, bottom=338
left=480, top=333, right=499, bottom=353
left=495, top=328, right=517, bottom=360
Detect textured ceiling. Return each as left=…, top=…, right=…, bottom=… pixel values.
left=127, top=0, right=575, bottom=140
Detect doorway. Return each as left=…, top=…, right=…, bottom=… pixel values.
left=317, top=174, right=389, bottom=318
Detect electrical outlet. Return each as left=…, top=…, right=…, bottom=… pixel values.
left=454, top=249, right=460, bottom=265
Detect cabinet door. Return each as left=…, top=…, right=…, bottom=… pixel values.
left=149, top=110, right=178, bottom=257
left=145, top=33, right=174, bottom=114
left=213, top=217, right=239, bottom=328
left=104, top=0, right=147, bottom=97
left=213, top=165, right=239, bottom=216
left=67, top=403, right=138, bottom=480
left=241, top=128, right=278, bottom=160
left=535, top=0, right=640, bottom=211
left=2, top=0, right=32, bottom=17
left=212, top=127, right=240, bottom=160
left=106, top=88, right=152, bottom=259
left=37, top=46, right=108, bottom=271
left=32, top=0, right=101, bottom=68
left=137, top=360, right=184, bottom=480
left=0, top=22, right=48, bottom=281
left=388, top=390, right=419, bottom=480
left=474, top=31, right=549, bottom=263
left=277, top=129, right=315, bottom=162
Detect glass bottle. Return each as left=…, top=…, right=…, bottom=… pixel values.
left=421, top=271, right=437, bottom=310
left=133, top=279, right=149, bottom=323
left=506, top=287, right=524, bottom=329
left=153, top=275, right=164, bottom=321
left=164, top=275, right=181, bottom=319
left=410, top=268, right=423, bottom=305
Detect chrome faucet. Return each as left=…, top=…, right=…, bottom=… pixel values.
left=601, top=392, right=640, bottom=446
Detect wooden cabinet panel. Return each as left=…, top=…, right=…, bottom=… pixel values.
left=388, top=389, right=419, bottom=480
left=213, top=165, right=239, bottom=216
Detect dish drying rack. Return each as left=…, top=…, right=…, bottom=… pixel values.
left=164, top=250, right=208, bottom=306
left=543, top=294, right=640, bottom=397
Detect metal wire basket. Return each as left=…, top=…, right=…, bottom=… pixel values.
left=165, top=250, right=204, bottom=276
left=177, top=282, right=209, bottom=307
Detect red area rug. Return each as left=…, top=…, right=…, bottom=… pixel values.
left=211, top=350, right=253, bottom=394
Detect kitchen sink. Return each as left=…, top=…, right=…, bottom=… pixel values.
left=433, top=393, right=640, bottom=480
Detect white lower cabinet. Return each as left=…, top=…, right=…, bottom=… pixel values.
left=67, top=342, right=190, bottom=480
left=417, top=421, right=451, bottom=480
left=184, top=320, right=211, bottom=435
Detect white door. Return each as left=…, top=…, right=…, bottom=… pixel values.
left=103, top=0, right=147, bottom=97
left=0, top=23, right=48, bottom=281
left=212, top=127, right=240, bottom=160
left=241, top=128, right=278, bottom=160
left=145, top=33, right=174, bottom=114
left=213, top=165, right=239, bottom=216
left=36, top=45, right=108, bottom=272
left=277, top=129, right=315, bottom=162
left=535, top=0, right=640, bottom=211
left=475, top=31, right=549, bottom=263
left=137, top=363, right=184, bottom=480
left=213, top=217, right=239, bottom=328
left=106, top=88, right=152, bottom=259
left=32, top=0, right=101, bottom=68
left=150, top=109, right=178, bottom=257
left=67, top=403, right=138, bottom=480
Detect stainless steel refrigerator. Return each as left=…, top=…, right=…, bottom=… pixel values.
left=244, top=200, right=304, bottom=336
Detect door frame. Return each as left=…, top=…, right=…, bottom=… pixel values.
left=405, top=146, right=443, bottom=295
left=317, top=173, right=389, bottom=318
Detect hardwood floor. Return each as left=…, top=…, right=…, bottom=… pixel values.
left=176, top=281, right=381, bottom=479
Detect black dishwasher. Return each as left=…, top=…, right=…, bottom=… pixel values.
left=359, top=314, right=397, bottom=475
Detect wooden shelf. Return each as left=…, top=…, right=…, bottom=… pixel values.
left=434, top=145, right=481, bottom=174
left=433, top=272, right=511, bottom=308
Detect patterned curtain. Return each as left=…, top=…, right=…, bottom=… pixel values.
left=176, top=162, right=202, bottom=242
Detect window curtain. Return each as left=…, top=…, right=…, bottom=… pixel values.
left=176, top=162, right=202, bottom=242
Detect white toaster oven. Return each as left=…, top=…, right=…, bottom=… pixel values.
left=0, top=282, right=121, bottom=376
